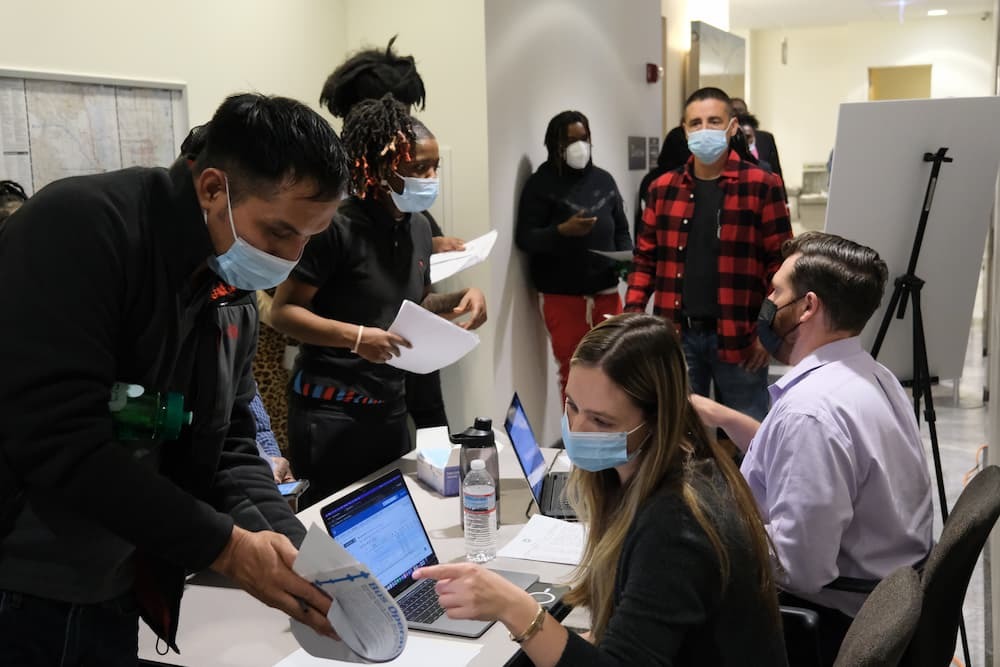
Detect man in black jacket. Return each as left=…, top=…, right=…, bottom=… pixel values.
left=732, top=97, right=783, bottom=181
left=0, top=93, right=349, bottom=665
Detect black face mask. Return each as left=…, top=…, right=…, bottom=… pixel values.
left=757, top=295, right=804, bottom=355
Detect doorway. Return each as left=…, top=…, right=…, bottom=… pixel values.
left=868, top=64, right=932, bottom=100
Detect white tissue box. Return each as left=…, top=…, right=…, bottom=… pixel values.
left=417, top=446, right=460, bottom=496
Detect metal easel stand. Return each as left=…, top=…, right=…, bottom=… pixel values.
left=870, top=146, right=971, bottom=667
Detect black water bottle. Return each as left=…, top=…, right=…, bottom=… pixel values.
left=452, top=417, right=500, bottom=530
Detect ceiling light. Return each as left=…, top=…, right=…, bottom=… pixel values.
left=927, top=9, right=949, bottom=16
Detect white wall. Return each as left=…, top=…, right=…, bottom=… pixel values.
left=751, top=15, right=994, bottom=190
left=486, top=0, right=663, bottom=445
left=340, top=0, right=492, bottom=431
left=662, top=0, right=691, bottom=128
left=0, top=0, right=346, bottom=126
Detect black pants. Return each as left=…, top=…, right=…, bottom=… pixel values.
left=287, top=394, right=413, bottom=509
left=0, top=590, right=139, bottom=667
left=779, top=591, right=853, bottom=667
left=404, top=370, right=449, bottom=429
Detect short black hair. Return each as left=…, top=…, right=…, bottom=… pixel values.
left=193, top=93, right=350, bottom=203
left=782, top=231, right=890, bottom=334
left=684, top=87, right=733, bottom=118
left=544, top=110, right=590, bottom=171
left=320, top=36, right=427, bottom=118
left=341, top=93, right=432, bottom=197
left=737, top=113, right=760, bottom=130
left=0, top=180, right=27, bottom=226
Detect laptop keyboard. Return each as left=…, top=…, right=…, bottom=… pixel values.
left=399, top=579, right=446, bottom=625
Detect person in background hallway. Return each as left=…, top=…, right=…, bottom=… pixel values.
left=635, top=125, right=690, bottom=241
left=0, top=93, right=348, bottom=665
left=731, top=98, right=783, bottom=181
left=321, top=35, right=462, bottom=428
left=516, top=110, right=633, bottom=401
left=738, top=113, right=773, bottom=173
left=692, top=232, right=933, bottom=667
left=627, top=87, right=791, bottom=422
left=272, top=95, right=487, bottom=507
left=0, top=180, right=27, bottom=227
left=415, top=314, right=787, bottom=667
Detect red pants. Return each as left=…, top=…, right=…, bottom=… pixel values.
left=540, top=292, right=623, bottom=400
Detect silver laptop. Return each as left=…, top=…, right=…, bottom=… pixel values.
left=504, top=393, right=577, bottom=521
left=320, top=468, right=538, bottom=638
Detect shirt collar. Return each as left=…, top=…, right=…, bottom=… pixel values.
left=163, top=160, right=216, bottom=289
left=355, top=193, right=411, bottom=229
left=682, top=149, right=743, bottom=184
left=770, top=336, right=865, bottom=402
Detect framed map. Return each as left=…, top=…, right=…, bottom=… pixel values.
left=0, top=71, right=187, bottom=196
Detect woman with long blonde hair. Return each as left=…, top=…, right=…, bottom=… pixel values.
left=415, top=313, right=786, bottom=666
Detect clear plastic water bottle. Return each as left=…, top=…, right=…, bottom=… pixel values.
left=454, top=417, right=500, bottom=530
left=463, top=459, right=497, bottom=563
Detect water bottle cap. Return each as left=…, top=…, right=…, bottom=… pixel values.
left=470, top=459, right=486, bottom=471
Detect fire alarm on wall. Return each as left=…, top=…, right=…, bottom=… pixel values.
left=646, top=63, right=663, bottom=83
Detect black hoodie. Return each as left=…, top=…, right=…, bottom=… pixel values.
left=516, top=160, right=632, bottom=295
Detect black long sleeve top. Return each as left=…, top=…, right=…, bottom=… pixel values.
left=515, top=160, right=632, bottom=295
left=555, top=463, right=788, bottom=667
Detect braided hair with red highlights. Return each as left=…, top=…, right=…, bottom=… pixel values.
left=341, top=94, right=416, bottom=199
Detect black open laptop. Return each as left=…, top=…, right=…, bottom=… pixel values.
left=504, top=393, right=577, bottom=521
left=320, top=469, right=538, bottom=638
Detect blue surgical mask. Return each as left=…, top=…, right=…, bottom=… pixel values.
left=687, top=121, right=733, bottom=164
left=757, top=295, right=804, bottom=355
left=206, top=176, right=299, bottom=290
left=561, top=412, right=646, bottom=472
left=388, top=174, right=439, bottom=212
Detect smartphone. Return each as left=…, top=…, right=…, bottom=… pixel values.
left=277, top=479, right=310, bottom=498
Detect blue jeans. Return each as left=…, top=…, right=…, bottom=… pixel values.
left=683, top=330, right=769, bottom=422
left=0, top=590, right=139, bottom=666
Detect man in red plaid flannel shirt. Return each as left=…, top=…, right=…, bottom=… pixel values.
left=626, top=88, right=792, bottom=420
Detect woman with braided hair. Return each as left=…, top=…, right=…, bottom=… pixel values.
left=272, top=95, right=487, bottom=506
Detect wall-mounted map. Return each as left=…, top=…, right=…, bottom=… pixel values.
left=0, top=74, right=186, bottom=196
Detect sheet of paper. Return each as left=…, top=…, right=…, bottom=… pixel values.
left=290, top=524, right=408, bottom=663
left=273, top=636, right=483, bottom=667
left=430, top=229, right=498, bottom=284
left=386, top=300, right=479, bottom=374
left=588, top=249, right=633, bottom=262
left=496, top=514, right=586, bottom=566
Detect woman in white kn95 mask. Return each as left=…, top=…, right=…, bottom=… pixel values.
left=515, top=110, right=633, bottom=404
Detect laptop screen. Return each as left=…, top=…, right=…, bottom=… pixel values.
left=320, top=470, right=437, bottom=597
left=504, top=393, right=547, bottom=503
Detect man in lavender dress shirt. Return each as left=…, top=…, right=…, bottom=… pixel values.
left=692, top=231, right=933, bottom=665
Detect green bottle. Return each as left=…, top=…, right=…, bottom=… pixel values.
left=108, top=383, right=193, bottom=441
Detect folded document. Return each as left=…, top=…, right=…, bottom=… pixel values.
left=290, top=524, right=407, bottom=663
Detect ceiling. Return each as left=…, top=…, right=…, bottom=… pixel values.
left=730, top=0, right=994, bottom=30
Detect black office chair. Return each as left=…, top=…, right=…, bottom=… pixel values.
left=900, top=464, right=1000, bottom=667
left=832, top=566, right=922, bottom=667
left=781, top=605, right=823, bottom=667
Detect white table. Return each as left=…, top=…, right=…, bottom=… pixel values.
left=138, top=444, right=576, bottom=667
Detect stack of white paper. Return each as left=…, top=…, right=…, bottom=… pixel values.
left=496, top=514, right=586, bottom=566
left=290, top=525, right=407, bottom=663
left=430, top=230, right=498, bottom=284
left=386, top=300, right=480, bottom=375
